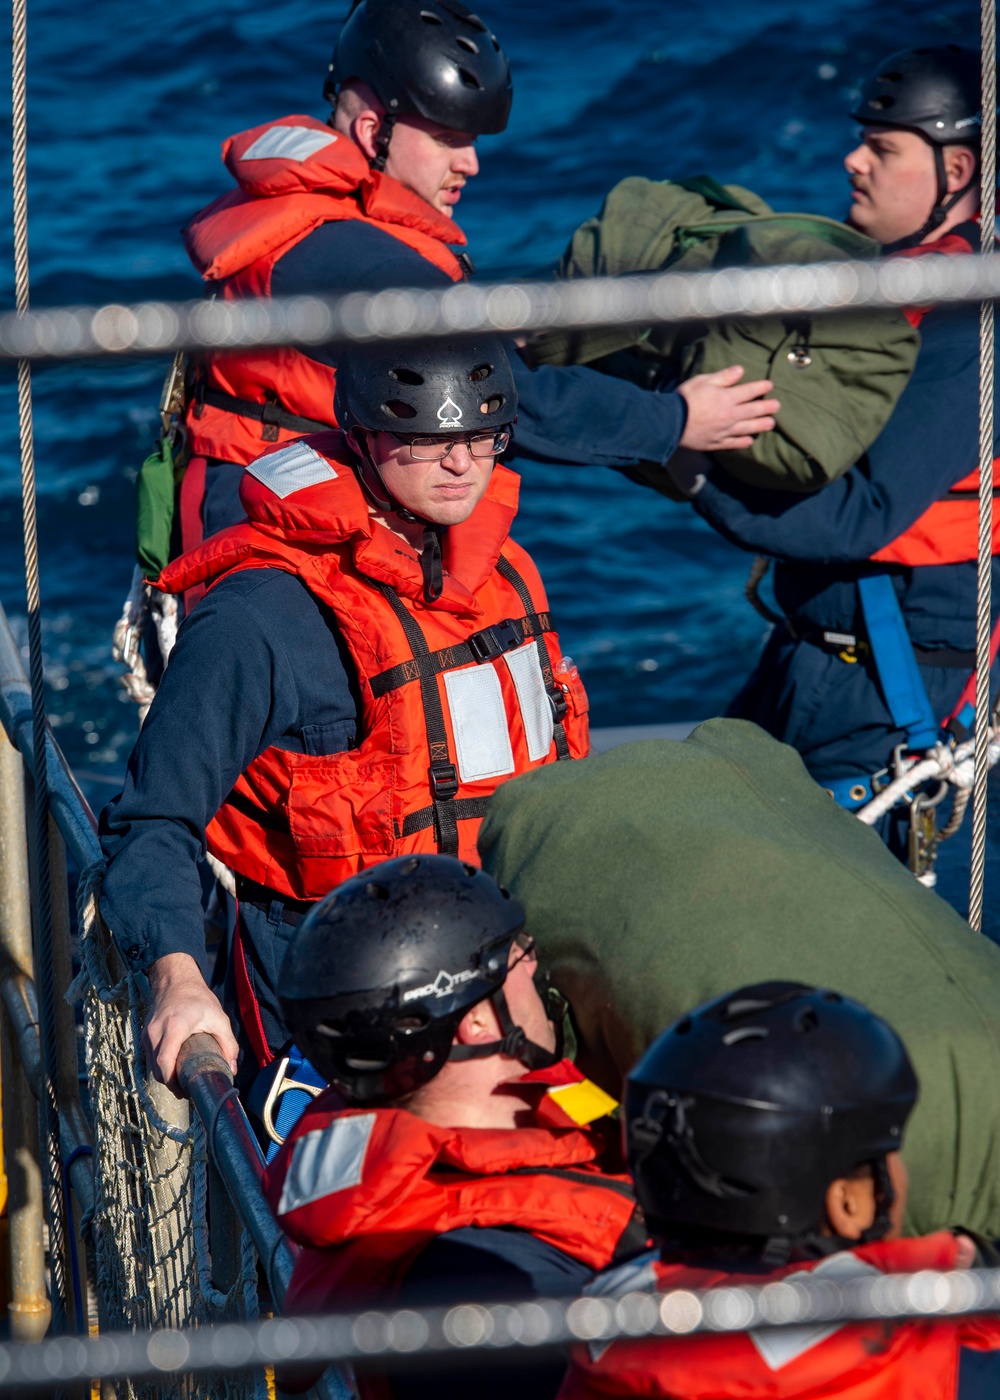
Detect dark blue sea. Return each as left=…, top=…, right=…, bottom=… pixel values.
left=1, top=0, right=996, bottom=921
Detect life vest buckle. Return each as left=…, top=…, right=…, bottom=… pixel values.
left=468, top=617, right=522, bottom=663
left=429, top=760, right=460, bottom=801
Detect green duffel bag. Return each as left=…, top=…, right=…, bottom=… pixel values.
left=479, top=720, right=1000, bottom=1239
left=527, top=176, right=920, bottom=495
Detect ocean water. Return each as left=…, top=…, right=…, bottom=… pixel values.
left=0, top=0, right=995, bottom=918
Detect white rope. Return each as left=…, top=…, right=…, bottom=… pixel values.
left=969, top=0, right=999, bottom=930
left=857, top=729, right=1000, bottom=826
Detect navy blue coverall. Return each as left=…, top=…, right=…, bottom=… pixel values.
left=690, top=301, right=1000, bottom=899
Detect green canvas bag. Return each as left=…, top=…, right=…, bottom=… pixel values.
left=480, top=721, right=1000, bottom=1239
left=527, top=177, right=920, bottom=494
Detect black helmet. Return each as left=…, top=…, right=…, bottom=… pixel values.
left=279, top=855, right=559, bottom=1104
left=335, top=336, right=516, bottom=600
left=625, top=982, right=918, bottom=1257
left=852, top=45, right=981, bottom=146
left=325, top=0, right=512, bottom=138
left=851, top=46, right=982, bottom=246
left=334, top=334, right=517, bottom=439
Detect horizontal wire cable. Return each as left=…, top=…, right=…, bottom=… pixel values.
left=1, top=1265, right=1000, bottom=1389
left=1, top=249, right=999, bottom=362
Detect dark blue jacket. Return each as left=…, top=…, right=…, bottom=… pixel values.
left=100, top=567, right=358, bottom=1053
left=692, top=303, right=1000, bottom=651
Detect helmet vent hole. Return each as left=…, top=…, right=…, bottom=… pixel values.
left=456, top=35, right=479, bottom=53
left=401, top=857, right=421, bottom=875
left=383, top=400, right=418, bottom=419
left=870, top=96, right=894, bottom=110
left=794, top=1007, right=819, bottom=1033
left=462, top=862, right=478, bottom=876
left=674, top=1017, right=692, bottom=1036
left=465, top=11, right=488, bottom=32
left=491, top=34, right=500, bottom=50
left=878, top=70, right=903, bottom=83
left=389, top=366, right=424, bottom=385
left=721, top=1026, right=768, bottom=1046
left=419, top=9, right=443, bottom=23
left=469, top=362, right=493, bottom=383
left=366, top=881, right=391, bottom=900
left=823, top=991, right=843, bottom=1003
left=458, top=66, right=482, bottom=90
left=394, top=1014, right=428, bottom=1032
left=480, top=395, right=504, bottom=414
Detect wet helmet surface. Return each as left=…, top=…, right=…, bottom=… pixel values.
left=625, top=981, right=918, bottom=1244
left=325, top=0, right=512, bottom=135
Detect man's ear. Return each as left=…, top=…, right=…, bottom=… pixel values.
left=824, top=1174, right=875, bottom=1241
left=351, top=107, right=384, bottom=164
left=453, top=997, right=502, bottom=1046
left=943, top=144, right=978, bottom=194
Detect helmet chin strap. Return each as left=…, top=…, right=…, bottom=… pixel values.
left=448, top=987, right=562, bottom=1072
left=351, top=433, right=446, bottom=602
left=884, top=141, right=980, bottom=252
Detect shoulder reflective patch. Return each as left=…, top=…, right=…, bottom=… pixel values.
left=749, top=1252, right=882, bottom=1371
left=443, top=664, right=515, bottom=783
left=246, top=440, right=338, bottom=499
left=242, top=125, right=339, bottom=164
left=505, top=643, right=554, bottom=762
left=277, top=1112, right=376, bottom=1217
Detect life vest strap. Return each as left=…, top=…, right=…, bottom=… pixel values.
left=198, top=385, right=333, bottom=440
left=372, top=581, right=463, bottom=857
left=369, top=610, right=553, bottom=698
left=857, top=574, right=940, bottom=751
left=397, top=795, right=492, bottom=838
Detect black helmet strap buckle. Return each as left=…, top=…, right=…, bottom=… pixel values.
left=448, top=986, right=560, bottom=1072
left=370, top=111, right=397, bottom=173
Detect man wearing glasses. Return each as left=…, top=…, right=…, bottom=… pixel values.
left=99, top=337, right=589, bottom=1112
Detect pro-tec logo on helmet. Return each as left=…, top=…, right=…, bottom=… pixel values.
left=402, top=967, right=481, bottom=1002
left=437, top=396, right=463, bottom=429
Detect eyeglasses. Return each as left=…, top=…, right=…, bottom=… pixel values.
left=390, top=428, right=512, bottom=461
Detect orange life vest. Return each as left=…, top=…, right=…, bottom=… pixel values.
left=182, top=114, right=467, bottom=466
left=157, top=433, right=589, bottom=899
left=263, top=1059, right=641, bottom=1314
left=559, top=1234, right=1000, bottom=1400
left=871, top=225, right=1000, bottom=568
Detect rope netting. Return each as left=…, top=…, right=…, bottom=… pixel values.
left=72, top=862, right=266, bottom=1400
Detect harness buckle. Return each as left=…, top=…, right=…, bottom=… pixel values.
left=468, top=618, right=522, bottom=663
left=429, top=761, right=460, bottom=801
left=260, top=1054, right=325, bottom=1148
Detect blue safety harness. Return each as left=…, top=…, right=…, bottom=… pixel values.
left=247, top=1044, right=327, bottom=1163
left=821, top=574, right=941, bottom=811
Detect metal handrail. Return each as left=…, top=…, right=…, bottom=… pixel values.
left=0, top=601, right=99, bottom=873
left=176, top=1034, right=352, bottom=1399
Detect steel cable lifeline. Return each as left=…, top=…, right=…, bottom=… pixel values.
left=10, top=0, right=69, bottom=1332
left=969, top=0, right=999, bottom=931
left=0, top=1264, right=998, bottom=1391
left=6, top=252, right=1000, bottom=363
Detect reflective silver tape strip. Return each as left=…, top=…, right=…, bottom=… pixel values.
left=246, top=440, right=338, bottom=498
left=504, top=643, right=554, bottom=762
left=585, top=1252, right=659, bottom=1362
left=242, top=125, right=339, bottom=163
left=749, top=1253, right=881, bottom=1371
left=277, top=1112, right=376, bottom=1217
left=442, top=664, right=515, bottom=783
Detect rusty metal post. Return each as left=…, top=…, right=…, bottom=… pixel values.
left=0, top=727, right=49, bottom=1340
